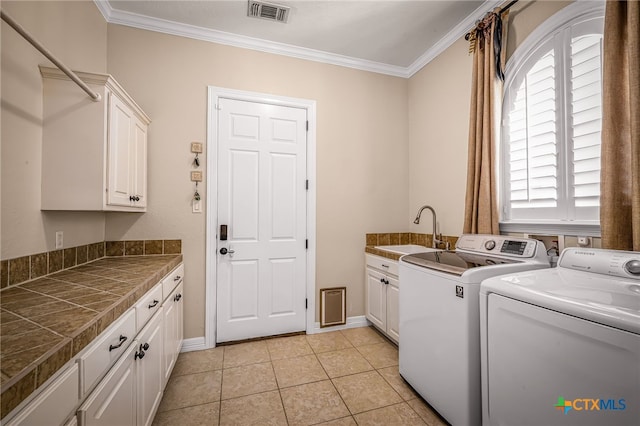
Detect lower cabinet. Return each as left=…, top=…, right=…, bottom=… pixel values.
left=163, top=281, right=184, bottom=385
left=3, top=264, right=184, bottom=426
left=78, top=343, right=137, bottom=426
left=79, top=309, right=164, bottom=426
left=136, top=310, right=164, bottom=426
left=365, top=254, right=400, bottom=343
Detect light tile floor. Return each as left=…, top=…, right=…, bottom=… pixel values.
left=152, top=327, right=449, bottom=426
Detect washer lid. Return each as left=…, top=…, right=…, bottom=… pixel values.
left=402, top=250, right=521, bottom=276
left=481, top=267, right=640, bottom=334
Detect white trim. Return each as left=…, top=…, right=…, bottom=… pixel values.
left=405, top=0, right=503, bottom=77
left=180, top=337, right=206, bottom=353
left=205, top=86, right=317, bottom=349
left=95, top=0, right=501, bottom=78
left=310, top=316, right=370, bottom=334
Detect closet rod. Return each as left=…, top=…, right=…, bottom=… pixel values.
left=1, top=9, right=101, bottom=102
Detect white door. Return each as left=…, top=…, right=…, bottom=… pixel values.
left=216, top=97, right=307, bottom=343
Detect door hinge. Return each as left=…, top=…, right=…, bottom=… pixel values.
left=305, top=239, right=308, bottom=249
left=306, top=121, right=309, bottom=131
left=305, top=180, right=309, bottom=190
left=305, top=298, right=308, bottom=309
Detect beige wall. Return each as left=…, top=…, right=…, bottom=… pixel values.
left=407, top=0, right=572, bottom=237
left=1, top=1, right=108, bottom=259
left=2, top=0, right=575, bottom=341
left=105, top=26, right=409, bottom=338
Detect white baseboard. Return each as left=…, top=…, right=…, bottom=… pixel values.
left=180, top=336, right=206, bottom=352
left=309, top=315, right=370, bottom=334
left=180, top=316, right=370, bottom=352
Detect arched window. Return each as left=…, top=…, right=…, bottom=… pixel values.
left=501, top=2, right=604, bottom=234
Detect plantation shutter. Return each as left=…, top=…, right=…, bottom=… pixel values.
left=570, top=34, right=603, bottom=214
left=502, top=17, right=603, bottom=224
left=508, top=49, right=558, bottom=213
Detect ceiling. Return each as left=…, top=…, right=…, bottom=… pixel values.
left=97, top=1, right=501, bottom=77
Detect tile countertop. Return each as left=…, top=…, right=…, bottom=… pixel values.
left=364, top=246, right=405, bottom=261
left=0, top=254, right=183, bottom=419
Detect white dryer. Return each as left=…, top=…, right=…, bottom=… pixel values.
left=480, top=247, right=640, bottom=426
left=399, top=234, right=550, bottom=426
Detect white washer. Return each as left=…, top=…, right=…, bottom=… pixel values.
left=399, top=234, right=550, bottom=426
left=480, top=247, right=640, bottom=426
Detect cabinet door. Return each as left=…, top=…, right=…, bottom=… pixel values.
left=131, top=117, right=147, bottom=208
left=136, top=310, right=164, bottom=426
left=163, top=281, right=184, bottom=385
left=107, top=94, right=134, bottom=207
left=365, top=268, right=387, bottom=331
left=78, top=343, right=137, bottom=426
left=386, top=275, right=400, bottom=343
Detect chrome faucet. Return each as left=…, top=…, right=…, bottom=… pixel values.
left=413, top=205, right=449, bottom=249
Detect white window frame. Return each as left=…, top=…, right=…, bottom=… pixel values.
left=499, top=1, right=605, bottom=237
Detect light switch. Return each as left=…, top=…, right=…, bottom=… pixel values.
left=192, top=199, right=202, bottom=213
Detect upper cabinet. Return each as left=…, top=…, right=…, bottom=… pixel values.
left=40, top=66, right=150, bottom=212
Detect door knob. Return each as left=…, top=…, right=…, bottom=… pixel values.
left=220, top=247, right=235, bottom=255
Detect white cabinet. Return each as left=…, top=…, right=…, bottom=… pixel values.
left=135, top=310, right=164, bottom=426
left=78, top=343, right=137, bottom=426
left=163, top=281, right=184, bottom=386
left=4, top=264, right=184, bottom=426
left=40, top=66, right=150, bottom=212
left=365, top=254, right=400, bottom=343
left=5, top=364, right=79, bottom=426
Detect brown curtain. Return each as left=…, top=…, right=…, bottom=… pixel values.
left=463, top=10, right=509, bottom=235
left=601, top=0, right=640, bottom=251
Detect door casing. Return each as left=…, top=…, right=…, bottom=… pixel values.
left=205, top=86, right=317, bottom=348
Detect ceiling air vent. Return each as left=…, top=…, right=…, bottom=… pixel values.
left=247, top=1, right=290, bottom=23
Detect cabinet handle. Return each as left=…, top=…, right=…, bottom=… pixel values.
left=108, top=335, right=127, bottom=352
left=380, top=277, right=385, bottom=283
left=134, top=195, right=140, bottom=202
left=129, top=195, right=135, bottom=202
left=174, top=293, right=182, bottom=302
left=135, top=344, right=145, bottom=360
left=174, top=275, right=181, bottom=282
left=148, top=299, right=159, bottom=309
left=381, top=264, right=389, bottom=268
left=142, top=342, right=150, bottom=351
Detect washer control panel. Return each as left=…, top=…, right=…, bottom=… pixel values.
left=456, top=234, right=542, bottom=259
left=559, top=248, right=640, bottom=279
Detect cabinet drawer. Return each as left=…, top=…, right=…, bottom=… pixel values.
left=365, top=254, right=399, bottom=276
left=162, top=263, right=184, bottom=301
left=78, top=342, right=137, bottom=426
left=79, top=309, right=136, bottom=396
left=5, top=364, right=79, bottom=426
left=135, top=283, right=163, bottom=332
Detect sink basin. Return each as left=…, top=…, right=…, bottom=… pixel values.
left=374, top=245, right=440, bottom=255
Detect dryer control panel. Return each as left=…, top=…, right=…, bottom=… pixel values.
left=455, top=234, right=545, bottom=259
left=559, top=248, right=640, bottom=279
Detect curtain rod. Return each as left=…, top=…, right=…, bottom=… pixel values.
left=1, top=10, right=101, bottom=102
left=465, top=0, right=519, bottom=41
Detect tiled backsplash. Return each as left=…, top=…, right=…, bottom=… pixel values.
left=0, top=239, right=181, bottom=290
left=365, top=233, right=459, bottom=250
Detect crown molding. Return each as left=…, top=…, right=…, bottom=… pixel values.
left=406, top=0, right=503, bottom=77
left=94, top=0, right=502, bottom=79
